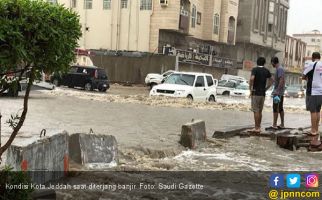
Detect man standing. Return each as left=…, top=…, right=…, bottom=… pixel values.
left=271, top=57, right=286, bottom=129
left=249, top=57, right=273, bottom=133
left=303, top=52, right=322, bottom=147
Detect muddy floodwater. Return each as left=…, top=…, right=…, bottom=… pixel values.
left=0, top=85, right=320, bottom=172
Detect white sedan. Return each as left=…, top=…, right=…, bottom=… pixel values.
left=230, top=84, right=250, bottom=97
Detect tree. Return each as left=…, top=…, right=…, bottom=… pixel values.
left=0, top=0, right=82, bottom=161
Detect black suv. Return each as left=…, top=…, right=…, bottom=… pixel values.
left=51, top=66, right=109, bottom=92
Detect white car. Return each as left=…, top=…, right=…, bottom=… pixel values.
left=150, top=72, right=217, bottom=102
left=231, top=83, right=250, bottom=97
left=216, top=80, right=239, bottom=95
left=144, top=70, right=175, bottom=89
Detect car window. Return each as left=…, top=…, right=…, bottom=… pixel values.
left=164, top=74, right=195, bottom=86
left=195, top=76, right=205, bottom=87
left=76, top=67, right=85, bottom=73
left=218, top=80, right=227, bottom=86
left=69, top=67, right=78, bottom=73
left=225, top=81, right=236, bottom=88
left=206, top=76, right=213, bottom=86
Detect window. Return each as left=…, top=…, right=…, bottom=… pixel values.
left=191, top=5, right=196, bottom=28
left=253, top=0, right=260, bottom=30
left=228, top=17, right=236, bottom=44
left=318, top=39, right=321, bottom=42
left=312, top=38, right=316, bottom=42
left=140, top=0, right=152, bottom=10
left=84, top=0, right=92, bottom=9
left=206, top=76, right=214, bottom=87
left=195, top=76, right=205, bottom=87
left=47, top=0, right=57, bottom=3
left=103, top=0, right=111, bottom=9
left=71, top=0, right=77, bottom=8
left=213, top=14, right=220, bottom=34
left=121, top=0, right=127, bottom=8
left=197, top=12, right=202, bottom=25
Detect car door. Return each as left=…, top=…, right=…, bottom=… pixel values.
left=193, top=76, right=207, bottom=101
left=63, top=66, right=77, bottom=86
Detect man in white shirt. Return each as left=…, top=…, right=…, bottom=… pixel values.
left=302, top=52, right=322, bottom=148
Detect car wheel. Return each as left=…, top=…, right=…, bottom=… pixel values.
left=99, top=87, right=107, bottom=92
left=187, top=95, right=193, bottom=101
left=209, top=95, right=216, bottom=102
left=150, top=83, right=157, bottom=90
left=53, top=79, right=60, bottom=87
left=85, top=83, right=93, bottom=91
left=223, top=91, right=230, bottom=96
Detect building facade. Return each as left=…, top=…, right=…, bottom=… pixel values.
left=53, top=0, right=239, bottom=54
left=293, top=30, right=322, bottom=60
left=281, top=35, right=306, bottom=85
left=225, top=0, right=289, bottom=72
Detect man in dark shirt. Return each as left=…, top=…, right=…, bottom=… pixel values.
left=271, top=57, right=286, bottom=129
left=249, top=57, right=273, bottom=133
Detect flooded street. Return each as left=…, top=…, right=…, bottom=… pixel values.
left=0, top=85, right=320, bottom=171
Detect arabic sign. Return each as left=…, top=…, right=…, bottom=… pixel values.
left=176, top=50, right=210, bottom=66
left=212, top=56, right=234, bottom=68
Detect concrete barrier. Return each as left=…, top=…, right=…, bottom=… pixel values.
left=6, top=132, right=69, bottom=184
left=179, top=120, right=206, bottom=149
left=69, top=133, right=118, bottom=168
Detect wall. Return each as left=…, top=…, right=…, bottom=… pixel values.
left=91, top=54, right=176, bottom=84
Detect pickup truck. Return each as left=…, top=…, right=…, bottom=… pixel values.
left=150, top=72, right=217, bottom=102
left=144, top=70, right=175, bottom=89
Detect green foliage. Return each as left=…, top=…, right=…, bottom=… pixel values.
left=0, top=166, right=34, bottom=200
left=0, top=0, right=82, bottom=74
left=6, top=112, right=21, bottom=130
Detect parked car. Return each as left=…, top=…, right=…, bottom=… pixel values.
left=231, top=83, right=250, bottom=97
left=220, top=74, right=248, bottom=84
left=145, top=70, right=175, bottom=89
left=0, top=72, right=22, bottom=97
left=51, top=65, right=109, bottom=92
left=150, top=72, right=217, bottom=102
left=284, top=84, right=305, bottom=98
left=216, top=80, right=239, bottom=95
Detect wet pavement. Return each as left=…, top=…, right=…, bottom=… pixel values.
left=0, top=85, right=319, bottom=171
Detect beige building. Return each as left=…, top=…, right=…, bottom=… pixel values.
left=283, top=36, right=306, bottom=72
left=52, top=0, right=239, bottom=53
left=293, top=30, right=322, bottom=59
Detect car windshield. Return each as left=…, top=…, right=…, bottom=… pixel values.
left=164, top=74, right=195, bottom=86
left=236, top=84, right=248, bottom=90
left=218, top=80, right=227, bottom=86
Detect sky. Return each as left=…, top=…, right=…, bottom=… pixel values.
left=287, top=0, right=322, bottom=35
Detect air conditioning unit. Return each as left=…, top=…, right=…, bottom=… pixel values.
left=160, top=0, right=168, bottom=7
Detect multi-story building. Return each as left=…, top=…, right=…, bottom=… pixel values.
left=53, top=0, right=239, bottom=55
left=293, top=30, right=322, bottom=60
left=281, top=35, right=306, bottom=85
left=226, top=0, right=289, bottom=72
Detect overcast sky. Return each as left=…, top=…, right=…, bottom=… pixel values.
left=287, top=0, right=322, bottom=35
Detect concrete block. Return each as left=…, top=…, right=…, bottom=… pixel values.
left=179, top=120, right=206, bottom=149
left=276, top=134, right=311, bottom=151
left=213, top=126, right=253, bottom=138
left=6, top=132, right=69, bottom=184
left=69, top=133, right=118, bottom=168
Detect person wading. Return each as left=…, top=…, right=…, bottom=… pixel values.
left=271, top=57, right=286, bottom=129
left=302, top=52, right=322, bottom=149
left=249, top=57, right=273, bottom=133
